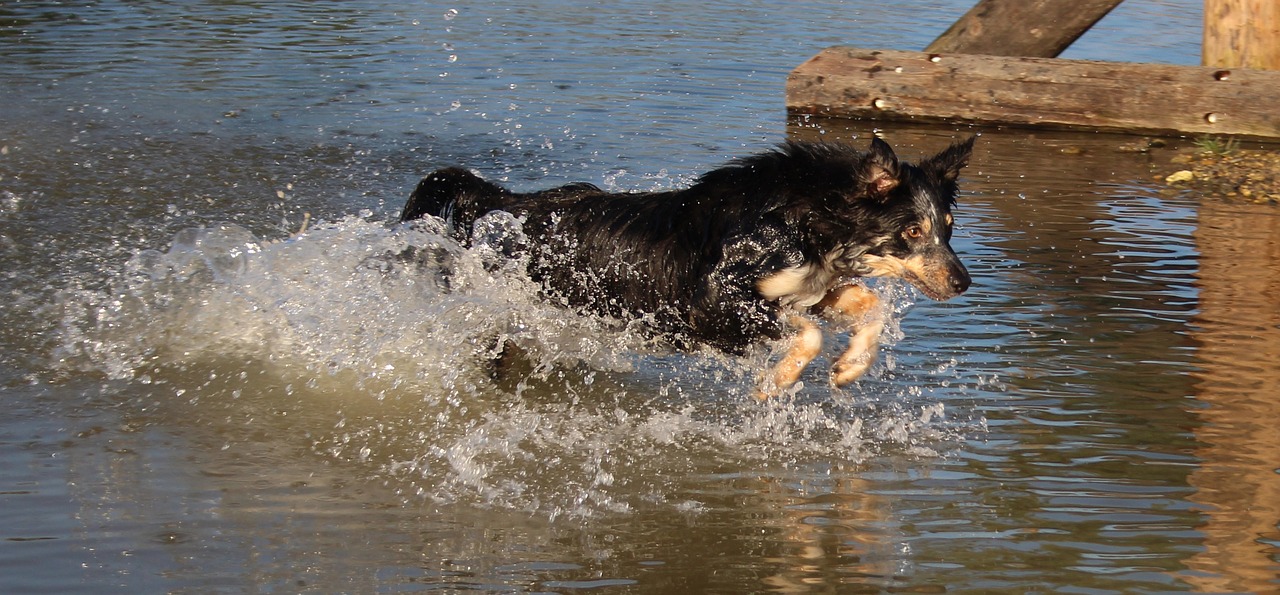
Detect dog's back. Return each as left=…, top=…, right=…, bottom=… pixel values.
left=401, top=167, right=608, bottom=242
left=409, top=166, right=821, bottom=354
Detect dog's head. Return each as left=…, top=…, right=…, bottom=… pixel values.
left=842, top=136, right=975, bottom=300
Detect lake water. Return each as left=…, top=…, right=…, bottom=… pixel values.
left=4, top=0, right=1279, bottom=592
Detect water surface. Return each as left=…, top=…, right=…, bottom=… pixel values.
left=4, top=1, right=1279, bottom=592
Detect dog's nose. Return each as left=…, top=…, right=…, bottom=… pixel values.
left=951, top=269, right=971, bottom=295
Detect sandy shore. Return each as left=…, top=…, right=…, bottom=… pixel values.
left=1165, top=145, right=1280, bottom=205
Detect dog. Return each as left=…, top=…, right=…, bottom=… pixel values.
left=400, top=136, right=974, bottom=397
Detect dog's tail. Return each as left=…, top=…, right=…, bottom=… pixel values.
left=399, top=167, right=508, bottom=227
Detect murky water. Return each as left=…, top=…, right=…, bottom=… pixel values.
left=4, top=0, right=1279, bottom=592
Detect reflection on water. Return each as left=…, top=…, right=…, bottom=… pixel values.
left=1186, top=201, right=1280, bottom=593
left=5, top=0, right=1280, bottom=592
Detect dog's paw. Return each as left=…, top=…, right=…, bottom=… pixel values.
left=830, top=319, right=883, bottom=387
left=754, top=379, right=804, bottom=401
left=831, top=354, right=874, bottom=387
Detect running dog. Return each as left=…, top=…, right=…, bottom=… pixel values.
left=400, top=136, right=974, bottom=397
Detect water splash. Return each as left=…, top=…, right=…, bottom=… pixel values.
left=52, top=214, right=962, bottom=518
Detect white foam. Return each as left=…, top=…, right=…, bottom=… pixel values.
left=53, top=215, right=962, bottom=518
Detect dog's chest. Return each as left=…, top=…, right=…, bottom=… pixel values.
left=755, top=263, right=839, bottom=309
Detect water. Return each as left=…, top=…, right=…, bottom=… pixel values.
left=4, top=0, right=1279, bottom=592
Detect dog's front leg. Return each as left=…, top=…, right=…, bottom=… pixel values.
left=816, top=284, right=885, bottom=387
left=757, top=314, right=823, bottom=400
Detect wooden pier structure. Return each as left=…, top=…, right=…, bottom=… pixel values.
left=786, top=0, right=1280, bottom=139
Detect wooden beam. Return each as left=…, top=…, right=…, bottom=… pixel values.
left=1204, top=0, right=1280, bottom=70
left=786, top=47, right=1280, bottom=139
left=926, top=0, right=1125, bottom=58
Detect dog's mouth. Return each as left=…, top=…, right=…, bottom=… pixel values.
left=905, top=271, right=967, bottom=301
left=859, top=252, right=970, bottom=301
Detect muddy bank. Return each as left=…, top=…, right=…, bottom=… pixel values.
left=1164, top=145, right=1280, bottom=205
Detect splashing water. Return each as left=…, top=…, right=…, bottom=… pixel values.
left=52, top=213, right=962, bottom=518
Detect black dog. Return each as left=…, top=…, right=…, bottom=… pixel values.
left=400, top=136, right=974, bottom=397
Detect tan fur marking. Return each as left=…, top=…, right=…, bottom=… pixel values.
left=833, top=320, right=884, bottom=386
left=757, top=285, right=890, bottom=396
left=917, top=218, right=933, bottom=237
left=816, top=283, right=879, bottom=323
left=898, top=254, right=929, bottom=281
left=862, top=253, right=959, bottom=300
left=860, top=253, right=916, bottom=278
left=756, top=266, right=812, bottom=301
left=816, top=284, right=886, bottom=386
left=872, top=175, right=898, bottom=195
left=757, top=315, right=823, bottom=400
left=756, top=263, right=834, bottom=309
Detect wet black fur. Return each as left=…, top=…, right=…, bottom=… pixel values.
left=400, top=137, right=974, bottom=354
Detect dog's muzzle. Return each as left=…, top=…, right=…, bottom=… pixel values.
left=912, top=247, right=970, bottom=301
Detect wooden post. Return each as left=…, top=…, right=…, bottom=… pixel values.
left=1204, top=0, right=1280, bottom=70
left=925, top=0, right=1125, bottom=58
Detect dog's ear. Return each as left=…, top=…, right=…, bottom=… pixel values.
left=862, top=136, right=900, bottom=199
left=926, top=136, right=976, bottom=182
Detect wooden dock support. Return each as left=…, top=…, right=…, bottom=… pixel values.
left=788, top=0, right=1280, bottom=139
left=786, top=47, right=1280, bottom=139
left=1204, top=0, right=1280, bottom=69
left=926, top=0, right=1124, bottom=58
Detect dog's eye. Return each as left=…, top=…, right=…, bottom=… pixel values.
left=904, top=225, right=924, bottom=239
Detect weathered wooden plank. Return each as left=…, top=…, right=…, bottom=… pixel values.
left=786, top=47, right=1280, bottom=139
left=926, top=0, right=1124, bottom=58
left=1204, top=0, right=1280, bottom=69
